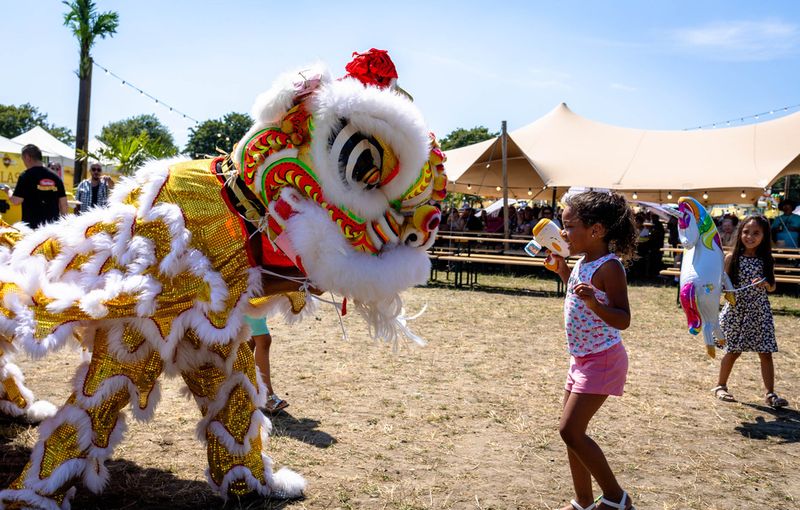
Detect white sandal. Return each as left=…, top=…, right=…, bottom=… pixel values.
left=570, top=499, right=596, bottom=510
left=599, top=490, right=635, bottom=509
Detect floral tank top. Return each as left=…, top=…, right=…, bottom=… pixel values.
left=564, top=253, right=623, bottom=356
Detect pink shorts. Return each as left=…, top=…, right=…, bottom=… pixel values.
left=565, top=342, right=628, bottom=396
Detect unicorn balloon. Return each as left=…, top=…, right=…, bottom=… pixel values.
left=677, top=197, right=733, bottom=358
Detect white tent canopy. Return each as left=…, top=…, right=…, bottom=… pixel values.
left=12, top=126, right=75, bottom=160
left=446, top=103, right=800, bottom=204
left=1, top=134, right=57, bottom=158
left=0, top=135, right=25, bottom=154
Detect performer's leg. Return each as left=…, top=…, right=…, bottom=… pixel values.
left=180, top=339, right=305, bottom=500
left=0, top=327, right=163, bottom=510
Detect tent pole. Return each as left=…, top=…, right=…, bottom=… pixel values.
left=501, top=120, right=509, bottom=250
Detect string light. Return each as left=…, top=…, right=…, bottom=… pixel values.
left=527, top=188, right=533, bottom=196
left=740, top=190, right=747, bottom=198
left=93, top=61, right=200, bottom=124
left=702, top=191, right=709, bottom=200
left=466, top=183, right=472, bottom=190
left=667, top=191, right=673, bottom=200
left=631, top=192, right=638, bottom=200
left=687, top=102, right=800, bottom=130
left=495, top=186, right=501, bottom=191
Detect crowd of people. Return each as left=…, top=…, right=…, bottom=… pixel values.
left=441, top=202, right=560, bottom=236
left=439, top=197, right=800, bottom=282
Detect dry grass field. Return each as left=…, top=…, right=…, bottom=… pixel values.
left=1, top=273, right=799, bottom=509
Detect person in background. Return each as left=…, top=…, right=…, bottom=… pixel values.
left=74, top=162, right=115, bottom=214
left=770, top=199, right=800, bottom=248
left=465, top=206, right=484, bottom=232
left=449, top=204, right=468, bottom=231
left=718, top=216, right=737, bottom=248
left=47, top=161, right=63, bottom=180
left=244, top=315, right=289, bottom=414
left=0, top=144, right=67, bottom=228
left=540, top=206, right=560, bottom=228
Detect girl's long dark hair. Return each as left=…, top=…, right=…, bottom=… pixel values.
left=727, top=215, right=775, bottom=286
left=564, top=191, right=638, bottom=264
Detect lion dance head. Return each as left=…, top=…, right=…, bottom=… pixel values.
left=230, top=49, right=447, bottom=342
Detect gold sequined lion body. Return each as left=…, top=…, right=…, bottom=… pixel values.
left=0, top=50, right=445, bottom=509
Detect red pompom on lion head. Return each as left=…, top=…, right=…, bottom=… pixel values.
left=344, top=48, right=398, bottom=88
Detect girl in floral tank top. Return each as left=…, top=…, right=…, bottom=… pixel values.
left=564, top=253, right=623, bottom=356
left=545, top=191, right=638, bottom=510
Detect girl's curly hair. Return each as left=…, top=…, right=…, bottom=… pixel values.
left=564, top=191, right=638, bottom=263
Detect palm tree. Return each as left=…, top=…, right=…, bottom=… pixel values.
left=63, top=0, right=119, bottom=188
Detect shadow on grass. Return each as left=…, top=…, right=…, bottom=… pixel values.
left=773, top=307, right=800, bottom=318
left=269, top=411, right=336, bottom=448
left=734, top=403, right=800, bottom=444
left=1, top=418, right=302, bottom=509
left=1, top=447, right=303, bottom=510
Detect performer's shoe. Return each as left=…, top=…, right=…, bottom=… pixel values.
left=263, top=394, right=289, bottom=414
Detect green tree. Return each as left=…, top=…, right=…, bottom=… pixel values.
left=98, top=114, right=178, bottom=156
left=438, top=126, right=498, bottom=151
left=79, top=132, right=173, bottom=176
left=0, top=103, right=75, bottom=145
left=63, top=0, right=119, bottom=187
left=185, top=112, right=253, bottom=158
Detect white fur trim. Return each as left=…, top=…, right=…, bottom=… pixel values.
left=26, top=400, right=58, bottom=422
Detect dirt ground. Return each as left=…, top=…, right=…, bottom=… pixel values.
left=1, top=275, right=799, bottom=510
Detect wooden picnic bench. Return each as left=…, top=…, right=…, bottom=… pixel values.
left=658, top=247, right=800, bottom=299
left=429, top=233, right=579, bottom=293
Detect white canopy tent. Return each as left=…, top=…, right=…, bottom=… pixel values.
left=445, top=103, right=800, bottom=205
left=1, top=134, right=57, bottom=158
left=12, top=126, right=75, bottom=161
left=12, top=127, right=117, bottom=181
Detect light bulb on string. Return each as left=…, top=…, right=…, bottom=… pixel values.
left=486, top=163, right=491, bottom=168
left=527, top=188, right=533, bottom=196
left=631, top=192, right=638, bottom=200
left=667, top=191, right=673, bottom=200
left=466, top=184, right=472, bottom=190
left=740, top=190, right=746, bottom=199
left=702, top=191, right=709, bottom=200
left=495, top=186, right=501, bottom=192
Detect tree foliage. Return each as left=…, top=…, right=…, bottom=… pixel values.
left=98, top=114, right=178, bottom=156
left=184, top=112, right=254, bottom=158
left=0, top=103, right=75, bottom=145
left=78, top=132, right=174, bottom=176
left=438, top=126, right=498, bottom=151
left=62, top=0, right=119, bottom=78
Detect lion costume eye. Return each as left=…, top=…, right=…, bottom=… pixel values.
left=329, top=120, right=384, bottom=190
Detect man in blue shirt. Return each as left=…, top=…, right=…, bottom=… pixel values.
left=771, top=199, right=800, bottom=248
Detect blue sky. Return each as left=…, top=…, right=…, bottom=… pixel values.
left=4, top=1, right=800, bottom=149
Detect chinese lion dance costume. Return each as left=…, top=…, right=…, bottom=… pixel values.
left=0, top=49, right=446, bottom=509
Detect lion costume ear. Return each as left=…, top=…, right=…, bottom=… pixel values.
left=251, top=63, right=330, bottom=124
left=233, top=63, right=330, bottom=169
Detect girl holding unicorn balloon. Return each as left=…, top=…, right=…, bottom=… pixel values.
left=544, top=191, right=638, bottom=510
left=712, top=215, right=789, bottom=408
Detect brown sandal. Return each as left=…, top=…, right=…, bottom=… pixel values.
left=712, top=385, right=735, bottom=402
left=766, top=392, right=788, bottom=409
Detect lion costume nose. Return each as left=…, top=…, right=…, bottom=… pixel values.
left=413, top=205, right=440, bottom=233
